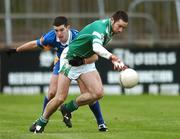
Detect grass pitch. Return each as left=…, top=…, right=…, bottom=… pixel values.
left=0, top=94, right=180, bottom=139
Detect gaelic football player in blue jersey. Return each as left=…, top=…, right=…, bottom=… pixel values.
left=7, top=16, right=108, bottom=131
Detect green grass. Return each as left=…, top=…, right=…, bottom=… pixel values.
left=0, top=94, right=180, bottom=139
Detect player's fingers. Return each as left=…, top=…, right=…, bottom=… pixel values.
left=121, top=66, right=126, bottom=71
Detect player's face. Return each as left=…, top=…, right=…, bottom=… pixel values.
left=111, top=19, right=128, bottom=34
left=54, top=25, right=69, bottom=43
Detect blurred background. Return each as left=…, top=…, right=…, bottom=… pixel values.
left=0, top=0, right=180, bottom=95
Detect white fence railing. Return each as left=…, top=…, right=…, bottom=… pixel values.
left=0, top=0, right=179, bottom=47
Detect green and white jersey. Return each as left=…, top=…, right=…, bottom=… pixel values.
left=66, top=18, right=114, bottom=60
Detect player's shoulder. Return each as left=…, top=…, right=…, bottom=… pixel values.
left=70, top=28, right=79, bottom=39
left=44, top=29, right=56, bottom=37
left=70, top=28, right=79, bottom=35
left=42, top=29, right=56, bottom=42
left=91, top=18, right=108, bottom=32
left=93, top=18, right=109, bottom=27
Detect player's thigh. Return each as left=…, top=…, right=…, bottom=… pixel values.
left=80, top=70, right=103, bottom=95
left=48, top=74, right=59, bottom=99
left=55, top=73, right=71, bottom=102
left=77, top=79, right=88, bottom=94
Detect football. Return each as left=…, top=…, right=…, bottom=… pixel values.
left=119, top=68, right=139, bottom=88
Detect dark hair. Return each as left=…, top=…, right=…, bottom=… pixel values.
left=53, top=16, right=68, bottom=26
left=111, top=10, right=128, bottom=23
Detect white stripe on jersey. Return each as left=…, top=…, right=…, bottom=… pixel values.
left=92, top=31, right=101, bottom=39
left=93, top=38, right=103, bottom=45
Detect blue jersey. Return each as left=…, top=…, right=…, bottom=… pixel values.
left=36, top=29, right=78, bottom=58
left=36, top=28, right=78, bottom=74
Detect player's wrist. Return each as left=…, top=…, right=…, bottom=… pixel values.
left=109, top=54, right=119, bottom=62
left=69, top=56, right=85, bottom=66
left=12, top=48, right=17, bottom=53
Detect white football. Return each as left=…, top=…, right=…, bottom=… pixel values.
left=119, top=68, right=139, bottom=88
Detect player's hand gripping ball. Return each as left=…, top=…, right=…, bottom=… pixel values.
left=119, top=68, right=139, bottom=88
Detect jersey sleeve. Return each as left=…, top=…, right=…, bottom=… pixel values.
left=36, top=31, right=53, bottom=50
left=92, top=31, right=112, bottom=59
left=91, top=23, right=106, bottom=47
left=91, top=23, right=112, bottom=59
left=36, top=36, right=45, bottom=48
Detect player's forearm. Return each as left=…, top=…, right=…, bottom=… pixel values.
left=16, top=40, right=37, bottom=52
left=92, top=43, right=127, bottom=70
left=92, top=43, right=112, bottom=59
left=84, top=54, right=98, bottom=64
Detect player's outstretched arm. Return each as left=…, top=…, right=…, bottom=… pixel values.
left=16, top=40, right=37, bottom=52
left=6, top=40, right=37, bottom=56
left=92, top=43, right=127, bottom=71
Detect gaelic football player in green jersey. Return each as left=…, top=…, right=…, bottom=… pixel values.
left=34, top=10, right=128, bottom=133
left=7, top=16, right=107, bottom=131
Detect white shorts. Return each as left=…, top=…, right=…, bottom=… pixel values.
left=59, top=47, right=96, bottom=80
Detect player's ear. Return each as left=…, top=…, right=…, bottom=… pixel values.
left=110, top=18, right=114, bottom=24
left=66, top=25, right=70, bottom=29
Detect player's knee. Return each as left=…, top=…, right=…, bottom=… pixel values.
left=54, top=96, right=65, bottom=105
left=48, top=90, right=56, bottom=100
left=97, top=92, right=104, bottom=100
left=94, top=87, right=104, bottom=99
left=50, top=97, right=62, bottom=108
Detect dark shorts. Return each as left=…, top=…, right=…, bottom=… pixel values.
left=53, top=59, right=60, bottom=75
